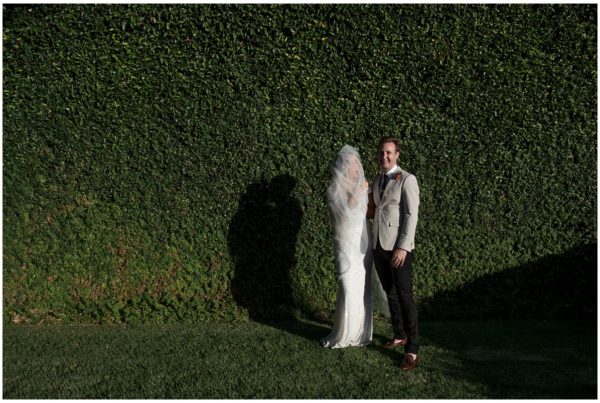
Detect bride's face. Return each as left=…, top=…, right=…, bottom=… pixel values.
left=347, top=157, right=361, bottom=181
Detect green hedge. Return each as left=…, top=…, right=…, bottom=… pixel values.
left=4, top=4, right=596, bottom=323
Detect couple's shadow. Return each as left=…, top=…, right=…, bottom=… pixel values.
left=228, top=175, right=303, bottom=322
left=227, top=175, right=391, bottom=344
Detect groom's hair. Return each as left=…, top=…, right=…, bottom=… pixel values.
left=378, top=136, right=400, bottom=153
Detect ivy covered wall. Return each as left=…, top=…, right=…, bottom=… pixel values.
left=3, top=4, right=596, bottom=323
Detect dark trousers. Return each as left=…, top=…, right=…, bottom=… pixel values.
left=374, top=240, right=420, bottom=355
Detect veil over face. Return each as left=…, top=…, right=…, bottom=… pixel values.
left=326, top=145, right=368, bottom=224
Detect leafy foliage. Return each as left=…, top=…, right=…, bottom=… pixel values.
left=3, top=4, right=596, bottom=323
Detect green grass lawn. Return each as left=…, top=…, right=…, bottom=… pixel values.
left=3, top=318, right=596, bottom=399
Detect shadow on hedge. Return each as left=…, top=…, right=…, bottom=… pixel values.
left=419, top=242, right=597, bottom=320
left=228, top=175, right=303, bottom=322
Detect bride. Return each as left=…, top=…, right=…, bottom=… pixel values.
left=321, top=145, right=375, bottom=348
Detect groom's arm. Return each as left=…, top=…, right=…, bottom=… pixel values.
left=395, top=175, right=420, bottom=251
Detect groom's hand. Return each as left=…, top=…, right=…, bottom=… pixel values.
left=392, top=248, right=407, bottom=268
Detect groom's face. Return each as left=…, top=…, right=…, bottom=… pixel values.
left=378, top=142, right=399, bottom=172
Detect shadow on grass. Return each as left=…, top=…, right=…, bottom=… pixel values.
left=261, top=319, right=332, bottom=345
left=418, top=243, right=597, bottom=399
left=421, top=319, right=597, bottom=399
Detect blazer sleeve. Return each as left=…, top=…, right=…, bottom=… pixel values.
left=395, top=174, right=420, bottom=251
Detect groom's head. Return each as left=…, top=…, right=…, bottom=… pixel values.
left=378, top=136, right=400, bottom=172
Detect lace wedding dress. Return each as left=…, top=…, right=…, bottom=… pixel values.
left=321, top=145, right=375, bottom=348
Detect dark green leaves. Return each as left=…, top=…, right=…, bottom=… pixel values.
left=3, top=4, right=596, bottom=323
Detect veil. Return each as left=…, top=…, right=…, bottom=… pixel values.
left=326, top=144, right=368, bottom=223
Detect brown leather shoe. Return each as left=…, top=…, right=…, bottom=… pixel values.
left=383, top=338, right=407, bottom=349
left=400, top=354, right=418, bottom=371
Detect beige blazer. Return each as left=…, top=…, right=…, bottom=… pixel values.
left=371, top=167, right=420, bottom=251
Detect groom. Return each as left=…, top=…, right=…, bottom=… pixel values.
left=367, top=136, right=420, bottom=371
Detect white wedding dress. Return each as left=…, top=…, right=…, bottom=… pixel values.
left=321, top=145, right=375, bottom=348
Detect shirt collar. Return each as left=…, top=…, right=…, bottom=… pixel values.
left=384, top=165, right=398, bottom=177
